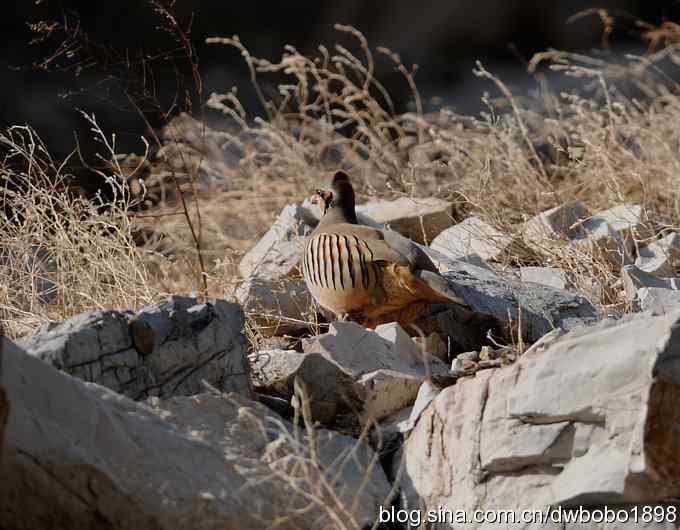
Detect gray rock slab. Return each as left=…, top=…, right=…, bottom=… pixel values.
left=250, top=349, right=359, bottom=424
left=0, top=338, right=390, bottom=530
left=431, top=216, right=512, bottom=262
left=636, top=232, right=680, bottom=276
left=521, top=266, right=571, bottom=290
left=302, top=321, right=435, bottom=378
left=236, top=276, right=313, bottom=337
left=17, top=296, right=249, bottom=399
left=356, top=369, right=423, bottom=423
left=622, top=265, right=680, bottom=314
left=637, top=287, right=680, bottom=315
left=571, top=204, right=650, bottom=270
left=572, top=216, right=633, bottom=269
left=421, top=245, right=491, bottom=272
left=357, top=196, right=453, bottom=244
left=238, top=203, right=315, bottom=280
left=587, top=203, right=648, bottom=237
left=522, top=201, right=588, bottom=250
left=622, top=265, right=680, bottom=297
left=400, top=311, right=680, bottom=529
left=436, top=257, right=597, bottom=342
left=298, top=321, right=449, bottom=424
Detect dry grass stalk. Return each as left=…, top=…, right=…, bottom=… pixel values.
left=0, top=121, right=169, bottom=337
left=6, top=23, right=680, bottom=334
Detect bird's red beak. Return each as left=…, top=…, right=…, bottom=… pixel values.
left=311, top=188, right=332, bottom=205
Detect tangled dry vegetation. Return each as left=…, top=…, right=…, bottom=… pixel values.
left=2, top=24, right=680, bottom=339
left=0, top=120, right=161, bottom=336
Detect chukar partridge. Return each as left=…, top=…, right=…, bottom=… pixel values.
left=302, top=171, right=468, bottom=329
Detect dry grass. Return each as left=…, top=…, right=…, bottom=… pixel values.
left=3, top=24, right=680, bottom=335
left=200, top=26, right=680, bottom=312
left=0, top=118, right=170, bottom=337
left=243, top=380, right=393, bottom=530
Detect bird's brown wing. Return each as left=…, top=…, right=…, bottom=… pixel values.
left=318, top=223, right=438, bottom=271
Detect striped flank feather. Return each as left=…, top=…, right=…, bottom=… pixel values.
left=303, top=233, right=378, bottom=293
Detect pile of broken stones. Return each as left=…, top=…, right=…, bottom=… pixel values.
left=2, top=196, right=680, bottom=530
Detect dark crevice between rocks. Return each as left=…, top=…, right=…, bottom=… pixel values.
left=514, top=410, right=606, bottom=426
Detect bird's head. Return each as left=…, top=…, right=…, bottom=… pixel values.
left=311, top=170, right=356, bottom=220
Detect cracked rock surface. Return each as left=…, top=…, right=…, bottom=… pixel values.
left=433, top=254, right=597, bottom=342
left=17, top=295, right=250, bottom=399
left=399, top=311, right=680, bottom=528
left=0, top=337, right=389, bottom=530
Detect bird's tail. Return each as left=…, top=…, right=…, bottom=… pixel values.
left=414, top=269, right=469, bottom=308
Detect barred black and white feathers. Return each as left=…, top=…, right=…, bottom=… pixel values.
left=302, top=171, right=467, bottom=328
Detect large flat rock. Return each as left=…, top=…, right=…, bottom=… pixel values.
left=430, top=251, right=597, bottom=342
left=236, top=276, right=314, bottom=337
left=357, top=196, right=453, bottom=244
left=238, top=203, right=315, bottom=280
left=299, top=321, right=449, bottom=425
left=400, top=311, right=680, bottom=528
left=17, top=296, right=249, bottom=399
left=0, top=337, right=390, bottom=530
left=431, top=216, right=512, bottom=262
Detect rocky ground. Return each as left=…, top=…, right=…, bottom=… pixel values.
left=3, top=187, right=680, bottom=530
left=3, top=28, right=680, bottom=529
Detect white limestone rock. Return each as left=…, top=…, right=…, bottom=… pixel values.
left=17, top=296, right=249, bottom=399
left=299, top=321, right=449, bottom=424
left=236, top=276, right=313, bottom=337
left=431, top=216, right=512, bottom=263
left=238, top=203, right=315, bottom=280
left=621, top=265, right=680, bottom=314
left=636, top=232, right=680, bottom=276
left=400, top=311, right=680, bottom=529
left=522, top=201, right=588, bottom=250
left=521, top=266, right=571, bottom=290
left=357, top=196, right=453, bottom=244
left=0, top=337, right=391, bottom=530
